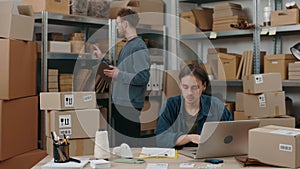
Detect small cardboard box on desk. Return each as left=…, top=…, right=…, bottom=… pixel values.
left=249, top=125, right=300, bottom=168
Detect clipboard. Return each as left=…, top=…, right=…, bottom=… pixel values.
left=97, top=62, right=112, bottom=84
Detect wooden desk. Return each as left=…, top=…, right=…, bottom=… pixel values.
left=32, top=148, right=275, bottom=169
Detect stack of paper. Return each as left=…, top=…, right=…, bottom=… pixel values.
left=90, top=159, right=111, bottom=168
left=139, top=147, right=177, bottom=158
left=41, top=158, right=89, bottom=169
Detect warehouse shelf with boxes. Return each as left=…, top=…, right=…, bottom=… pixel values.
left=29, top=0, right=167, bottom=150
left=172, top=0, right=300, bottom=127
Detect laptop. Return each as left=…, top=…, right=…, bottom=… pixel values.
left=179, top=120, right=260, bottom=159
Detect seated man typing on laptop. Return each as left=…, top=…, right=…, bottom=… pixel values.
left=156, top=63, right=233, bottom=148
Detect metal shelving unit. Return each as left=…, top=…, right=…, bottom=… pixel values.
left=176, top=0, right=261, bottom=73
left=34, top=12, right=110, bottom=149
left=35, top=12, right=109, bottom=92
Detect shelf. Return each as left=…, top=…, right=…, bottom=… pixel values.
left=210, top=80, right=243, bottom=87
left=180, top=29, right=254, bottom=40
left=209, top=80, right=300, bottom=87
left=282, top=80, right=300, bottom=87
left=261, top=24, right=300, bottom=35
left=34, top=12, right=108, bottom=27
left=47, top=53, right=97, bottom=60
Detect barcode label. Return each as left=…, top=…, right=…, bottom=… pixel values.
left=279, top=144, right=292, bottom=152
left=83, top=95, right=92, bottom=102
left=59, top=129, right=72, bottom=135
left=64, top=94, right=74, bottom=107
left=258, top=94, right=266, bottom=107
left=255, top=75, right=263, bottom=84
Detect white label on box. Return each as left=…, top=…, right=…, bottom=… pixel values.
left=255, top=75, right=263, bottom=84
left=59, top=115, right=72, bottom=128
left=261, top=28, right=268, bottom=35
left=83, top=95, right=92, bottom=102
left=59, top=129, right=72, bottom=136
left=269, top=27, right=277, bottom=35
left=279, top=144, right=293, bottom=152
left=271, top=129, right=300, bottom=136
left=271, top=61, right=279, bottom=64
left=209, top=32, right=217, bottom=39
left=64, top=94, right=74, bottom=107
left=258, top=94, right=266, bottom=107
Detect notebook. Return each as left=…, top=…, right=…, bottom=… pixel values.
left=179, top=120, right=260, bottom=159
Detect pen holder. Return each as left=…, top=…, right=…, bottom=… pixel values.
left=53, top=142, right=70, bottom=163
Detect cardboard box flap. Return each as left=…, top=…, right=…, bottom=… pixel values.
left=265, top=54, right=295, bottom=61
left=218, top=53, right=240, bottom=60
left=110, top=0, right=130, bottom=8
left=0, top=1, right=15, bottom=14
left=17, top=5, right=34, bottom=16
left=260, top=125, right=300, bottom=135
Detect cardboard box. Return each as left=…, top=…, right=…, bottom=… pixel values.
left=40, top=92, right=97, bottom=110
left=162, top=70, right=180, bottom=102
left=0, top=1, right=34, bottom=41
left=180, top=11, right=196, bottom=34
left=140, top=100, right=160, bottom=131
left=70, top=40, right=85, bottom=53
left=109, top=0, right=164, bottom=25
left=191, top=8, right=213, bottom=31
left=235, top=92, right=245, bottom=111
left=22, top=0, right=70, bottom=14
left=242, top=73, right=282, bottom=94
left=0, top=96, right=38, bottom=161
left=208, top=48, right=227, bottom=54
left=48, top=75, right=58, bottom=83
left=288, top=62, right=300, bottom=72
left=243, top=91, right=286, bottom=118
left=46, top=109, right=100, bottom=139
left=249, top=125, right=300, bottom=168
left=271, top=8, right=300, bottom=26
left=139, top=0, right=164, bottom=25
left=264, top=54, right=297, bottom=80
left=48, top=69, right=59, bottom=76
left=49, top=41, right=71, bottom=53
left=0, top=39, right=37, bottom=100
left=47, top=137, right=95, bottom=157
left=252, top=116, right=295, bottom=128
left=234, top=111, right=249, bottom=120
left=234, top=112, right=295, bottom=128
left=218, top=53, right=241, bottom=80
left=0, top=149, right=47, bottom=169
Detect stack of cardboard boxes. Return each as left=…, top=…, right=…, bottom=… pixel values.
left=40, top=92, right=102, bottom=157
left=288, top=62, right=300, bottom=80
left=0, top=1, right=47, bottom=168
left=235, top=73, right=295, bottom=127
left=48, top=69, right=59, bottom=92
left=212, top=2, right=248, bottom=32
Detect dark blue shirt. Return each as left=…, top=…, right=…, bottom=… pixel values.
left=155, top=94, right=233, bottom=148
left=111, top=36, right=150, bottom=109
